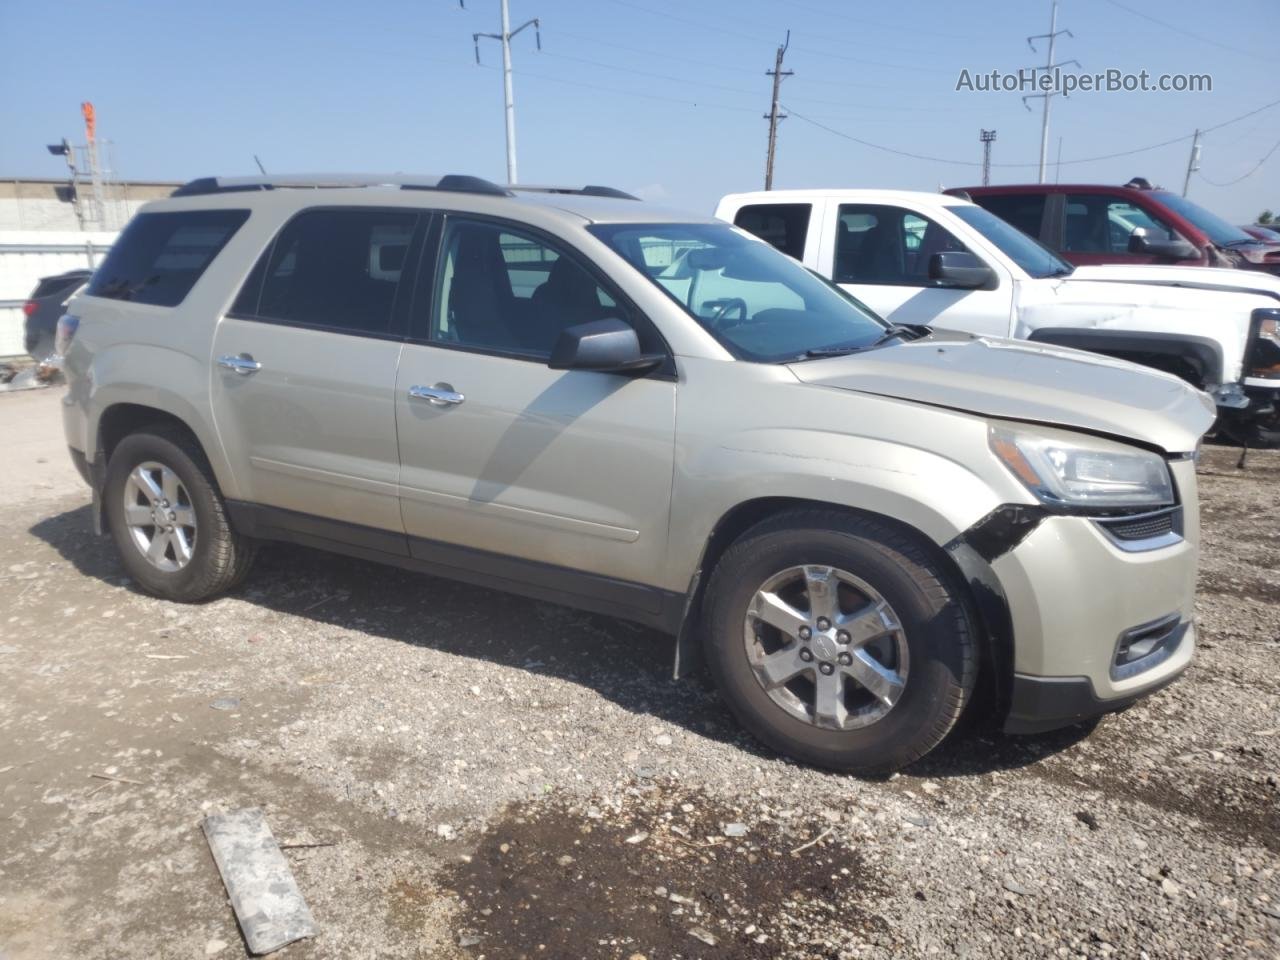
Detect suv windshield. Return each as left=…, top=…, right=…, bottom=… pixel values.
left=949, top=204, right=1073, bottom=279
left=1154, top=192, right=1256, bottom=247
left=588, top=222, right=888, bottom=362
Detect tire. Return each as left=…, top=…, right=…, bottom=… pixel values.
left=702, top=509, right=977, bottom=774
left=1219, top=410, right=1280, bottom=450
left=103, top=427, right=256, bottom=602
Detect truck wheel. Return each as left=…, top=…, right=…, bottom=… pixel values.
left=702, top=510, right=977, bottom=774
left=1222, top=410, right=1280, bottom=449
left=103, top=428, right=256, bottom=602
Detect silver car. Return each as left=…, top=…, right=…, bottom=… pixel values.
left=58, top=174, right=1213, bottom=773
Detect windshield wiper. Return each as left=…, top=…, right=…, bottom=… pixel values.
left=803, top=325, right=921, bottom=359
left=1223, top=238, right=1258, bottom=248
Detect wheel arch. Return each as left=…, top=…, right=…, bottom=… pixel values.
left=89, top=401, right=232, bottom=534
left=673, top=496, right=1014, bottom=721
left=1026, top=327, right=1224, bottom=389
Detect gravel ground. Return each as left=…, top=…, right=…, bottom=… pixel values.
left=0, top=388, right=1277, bottom=959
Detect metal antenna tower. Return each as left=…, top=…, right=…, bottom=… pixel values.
left=979, top=129, right=997, bottom=186
left=763, top=30, right=793, bottom=190
left=469, top=0, right=541, bottom=184
left=1022, top=1, right=1078, bottom=184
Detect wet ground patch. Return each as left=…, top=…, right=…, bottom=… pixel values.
left=438, top=783, right=888, bottom=959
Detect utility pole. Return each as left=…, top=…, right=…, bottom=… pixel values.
left=1023, top=1, right=1076, bottom=184
left=1182, top=129, right=1201, bottom=197
left=979, top=129, right=997, bottom=186
left=471, top=0, right=541, bottom=184
left=763, top=31, right=792, bottom=191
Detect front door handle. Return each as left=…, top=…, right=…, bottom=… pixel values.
left=408, top=383, right=465, bottom=406
left=217, top=353, right=262, bottom=375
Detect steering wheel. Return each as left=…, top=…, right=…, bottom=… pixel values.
left=705, top=297, right=749, bottom=329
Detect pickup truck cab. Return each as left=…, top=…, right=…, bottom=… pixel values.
left=716, top=189, right=1280, bottom=446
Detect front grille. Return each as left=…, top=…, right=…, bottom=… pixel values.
left=1098, top=508, right=1179, bottom=542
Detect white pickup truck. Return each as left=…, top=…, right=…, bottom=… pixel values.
left=716, top=189, right=1280, bottom=446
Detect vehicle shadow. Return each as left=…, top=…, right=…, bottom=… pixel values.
left=30, top=503, right=1094, bottom=780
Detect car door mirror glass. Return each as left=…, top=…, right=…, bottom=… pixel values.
left=928, top=251, right=996, bottom=290
left=548, top=317, right=663, bottom=373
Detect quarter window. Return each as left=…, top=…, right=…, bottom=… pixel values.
left=87, top=209, right=249, bottom=307
left=430, top=219, right=620, bottom=358
left=233, top=208, right=418, bottom=336
left=834, top=204, right=970, bottom=285
left=732, top=203, right=812, bottom=259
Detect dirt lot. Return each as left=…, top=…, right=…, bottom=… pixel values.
left=1, top=386, right=1277, bottom=960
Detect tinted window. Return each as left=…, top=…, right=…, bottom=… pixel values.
left=32, top=274, right=90, bottom=299
left=590, top=221, right=887, bottom=364
left=1063, top=194, right=1179, bottom=254
left=834, top=204, right=969, bottom=285
left=732, top=203, right=812, bottom=259
left=975, top=194, right=1046, bottom=240
left=87, top=210, right=248, bottom=307
left=949, top=205, right=1072, bottom=278
left=431, top=219, right=621, bottom=358
left=236, top=209, right=417, bottom=336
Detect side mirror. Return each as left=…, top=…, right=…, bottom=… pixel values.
left=1127, top=229, right=1198, bottom=260
left=928, top=251, right=997, bottom=290
left=548, top=318, right=664, bottom=373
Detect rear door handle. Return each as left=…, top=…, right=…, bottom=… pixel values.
left=408, top=383, right=465, bottom=406
left=217, top=353, right=262, bottom=375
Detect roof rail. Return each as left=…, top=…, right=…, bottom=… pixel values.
left=510, top=184, right=641, bottom=201
left=170, top=173, right=512, bottom=198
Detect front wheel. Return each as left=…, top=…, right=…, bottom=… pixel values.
left=103, top=428, right=256, bottom=602
left=702, top=510, right=977, bottom=774
left=1219, top=408, right=1280, bottom=449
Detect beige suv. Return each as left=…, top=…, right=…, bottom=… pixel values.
left=59, top=174, right=1213, bottom=773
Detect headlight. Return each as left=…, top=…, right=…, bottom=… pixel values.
left=989, top=423, right=1173, bottom=509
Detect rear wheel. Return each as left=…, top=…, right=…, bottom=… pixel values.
left=702, top=510, right=977, bottom=774
left=104, top=428, right=256, bottom=601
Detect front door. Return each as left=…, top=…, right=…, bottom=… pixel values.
left=820, top=201, right=1014, bottom=337
left=209, top=206, right=422, bottom=537
left=394, top=215, right=677, bottom=610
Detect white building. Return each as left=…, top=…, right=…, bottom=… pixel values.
left=0, top=177, right=178, bottom=357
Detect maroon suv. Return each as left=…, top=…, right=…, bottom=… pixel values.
left=948, top=178, right=1280, bottom=276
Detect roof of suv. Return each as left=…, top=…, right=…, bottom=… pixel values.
left=157, top=173, right=714, bottom=226
left=721, top=188, right=974, bottom=209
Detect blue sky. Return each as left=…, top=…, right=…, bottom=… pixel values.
left=1, top=0, right=1276, bottom=220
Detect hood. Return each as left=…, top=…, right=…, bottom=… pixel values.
left=788, top=335, right=1215, bottom=454
left=1067, top=263, right=1280, bottom=299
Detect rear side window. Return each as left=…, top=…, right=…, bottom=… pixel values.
left=732, top=203, right=811, bottom=259
left=974, top=194, right=1047, bottom=242
left=232, top=208, right=418, bottom=337
left=87, top=210, right=248, bottom=307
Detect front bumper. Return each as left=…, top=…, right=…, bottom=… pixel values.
left=980, top=458, right=1200, bottom=733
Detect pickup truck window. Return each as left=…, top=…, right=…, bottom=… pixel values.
left=590, top=222, right=886, bottom=363
left=732, top=203, right=811, bottom=260
left=1064, top=194, right=1180, bottom=254
left=974, top=194, right=1046, bottom=242
left=833, top=205, right=969, bottom=286
left=948, top=205, right=1073, bottom=279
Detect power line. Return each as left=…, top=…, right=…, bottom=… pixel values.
left=1101, top=0, right=1269, bottom=63
left=1198, top=137, right=1280, bottom=187
left=783, top=95, right=1280, bottom=169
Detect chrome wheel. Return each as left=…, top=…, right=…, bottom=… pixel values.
left=122, top=461, right=197, bottom=572
left=743, top=565, right=909, bottom=731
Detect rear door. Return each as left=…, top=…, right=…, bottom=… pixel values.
left=209, top=207, right=422, bottom=540
left=393, top=214, right=677, bottom=608
left=819, top=201, right=1014, bottom=336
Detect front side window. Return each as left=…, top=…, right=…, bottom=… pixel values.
left=833, top=205, right=970, bottom=285
left=732, top=203, right=812, bottom=260
left=590, top=221, right=887, bottom=363
left=233, top=208, right=418, bottom=336
left=431, top=219, right=620, bottom=358
left=1063, top=194, right=1180, bottom=254
left=949, top=204, right=1072, bottom=279
left=976, top=194, right=1047, bottom=241
left=88, top=209, right=249, bottom=307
